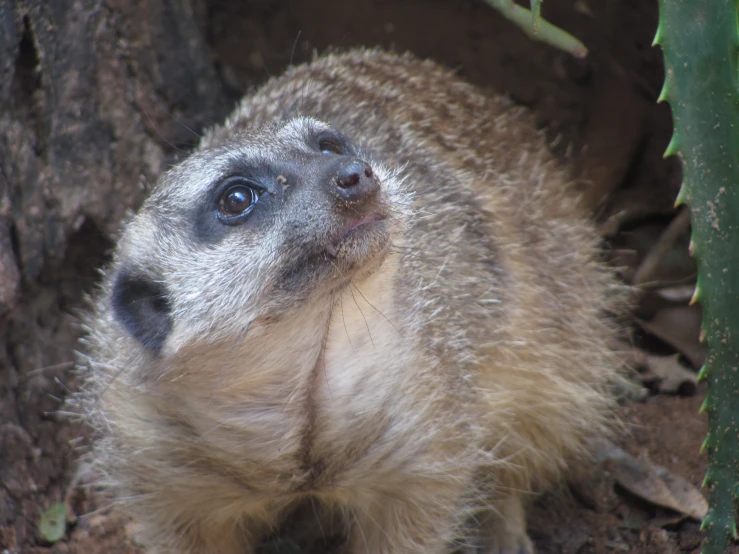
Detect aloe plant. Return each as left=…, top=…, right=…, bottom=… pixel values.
left=654, top=1, right=739, bottom=552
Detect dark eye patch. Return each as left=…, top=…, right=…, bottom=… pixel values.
left=190, top=162, right=276, bottom=245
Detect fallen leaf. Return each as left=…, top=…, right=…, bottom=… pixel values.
left=642, top=354, right=698, bottom=396
left=649, top=464, right=708, bottom=520
left=636, top=305, right=704, bottom=368
left=38, top=501, right=67, bottom=544
left=637, top=285, right=696, bottom=320
left=592, top=439, right=708, bottom=521
left=650, top=512, right=693, bottom=528
left=654, top=284, right=695, bottom=304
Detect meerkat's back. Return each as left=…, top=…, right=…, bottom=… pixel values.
left=79, top=49, right=623, bottom=554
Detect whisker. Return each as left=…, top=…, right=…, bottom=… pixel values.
left=23, top=361, right=75, bottom=378
left=348, top=280, right=402, bottom=338
left=339, top=295, right=354, bottom=351
left=142, top=109, right=190, bottom=154
left=327, top=260, right=374, bottom=347
left=322, top=298, right=335, bottom=400
left=75, top=352, right=139, bottom=441
left=54, top=376, right=73, bottom=394
left=349, top=284, right=374, bottom=348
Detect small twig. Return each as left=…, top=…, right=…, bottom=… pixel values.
left=632, top=207, right=692, bottom=286
left=483, top=0, right=588, bottom=58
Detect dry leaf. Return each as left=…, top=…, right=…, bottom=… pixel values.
left=643, top=354, right=698, bottom=396
left=637, top=285, right=695, bottom=321
left=592, top=439, right=708, bottom=521
left=636, top=305, right=704, bottom=368
left=654, top=285, right=695, bottom=304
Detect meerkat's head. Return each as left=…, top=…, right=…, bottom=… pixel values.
left=107, top=116, right=410, bottom=357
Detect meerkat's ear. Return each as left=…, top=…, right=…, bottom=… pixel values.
left=111, top=267, right=173, bottom=354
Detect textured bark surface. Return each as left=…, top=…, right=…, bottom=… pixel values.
left=0, top=0, right=228, bottom=549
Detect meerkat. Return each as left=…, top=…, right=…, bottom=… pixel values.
left=76, top=48, right=625, bottom=554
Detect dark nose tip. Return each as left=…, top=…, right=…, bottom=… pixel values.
left=334, top=160, right=379, bottom=202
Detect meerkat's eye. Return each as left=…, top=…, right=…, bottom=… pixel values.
left=217, top=179, right=260, bottom=222
left=318, top=136, right=345, bottom=155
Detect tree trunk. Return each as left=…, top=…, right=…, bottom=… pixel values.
left=0, top=0, right=228, bottom=550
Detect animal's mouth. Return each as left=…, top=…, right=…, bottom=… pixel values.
left=336, top=212, right=386, bottom=242
left=326, top=211, right=389, bottom=259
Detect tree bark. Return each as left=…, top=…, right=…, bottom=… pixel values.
left=0, top=0, right=228, bottom=549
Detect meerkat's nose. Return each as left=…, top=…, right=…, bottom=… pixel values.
left=334, top=160, right=379, bottom=202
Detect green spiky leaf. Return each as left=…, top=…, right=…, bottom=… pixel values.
left=655, top=0, right=739, bottom=552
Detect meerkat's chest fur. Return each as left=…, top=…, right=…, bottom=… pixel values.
left=163, top=251, right=458, bottom=492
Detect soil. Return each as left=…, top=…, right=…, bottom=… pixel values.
left=1, top=0, right=734, bottom=553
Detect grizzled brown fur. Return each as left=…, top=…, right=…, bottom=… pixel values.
left=75, top=49, right=624, bottom=553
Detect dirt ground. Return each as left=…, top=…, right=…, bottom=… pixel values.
left=2, top=0, right=734, bottom=553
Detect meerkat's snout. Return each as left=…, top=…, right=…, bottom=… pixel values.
left=324, top=157, right=388, bottom=260
left=333, top=159, right=379, bottom=202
